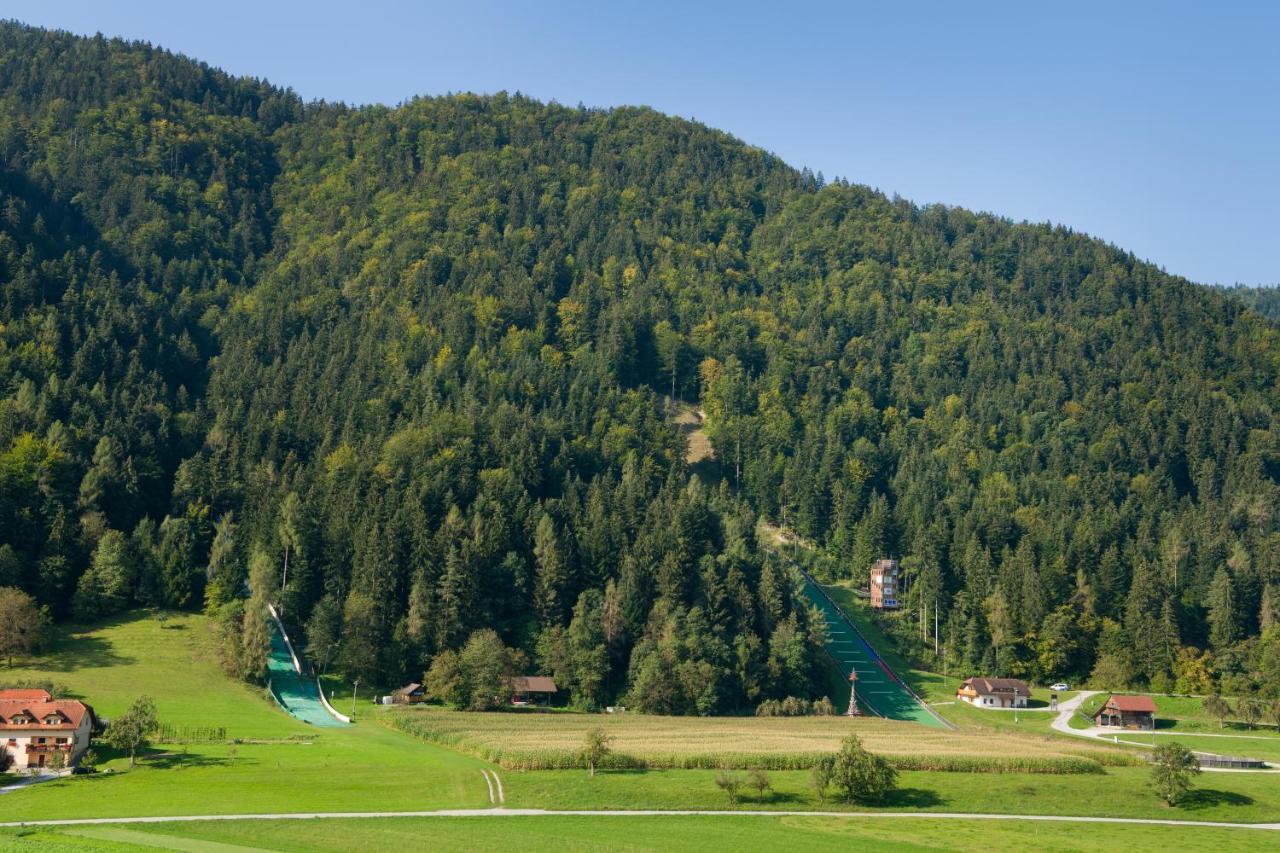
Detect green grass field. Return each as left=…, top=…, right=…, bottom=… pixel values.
left=3, top=611, right=1276, bottom=851
left=2, top=611, right=300, bottom=739
left=1146, top=733, right=1280, bottom=762
left=0, top=612, right=486, bottom=822
left=1, top=726, right=488, bottom=822
left=1064, top=693, right=1280, bottom=761
left=499, top=765, right=1279, bottom=821
left=5, top=815, right=1278, bottom=852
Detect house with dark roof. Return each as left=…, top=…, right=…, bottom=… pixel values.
left=0, top=689, right=94, bottom=770
left=956, top=677, right=1031, bottom=708
left=1094, top=694, right=1156, bottom=729
left=390, top=683, right=425, bottom=705
left=510, top=676, right=557, bottom=706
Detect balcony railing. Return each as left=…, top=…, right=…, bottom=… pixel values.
left=24, top=743, right=72, bottom=753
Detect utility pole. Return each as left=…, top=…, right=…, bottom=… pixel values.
left=280, top=545, right=288, bottom=617
left=933, top=599, right=939, bottom=656
left=351, top=678, right=359, bottom=722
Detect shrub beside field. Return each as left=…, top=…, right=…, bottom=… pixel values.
left=386, top=707, right=1137, bottom=773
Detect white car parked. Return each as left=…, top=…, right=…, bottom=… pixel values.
left=1050, top=682, right=1070, bottom=692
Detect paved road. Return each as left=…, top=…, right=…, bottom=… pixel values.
left=2, top=808, right=1277, bottom=831
left=0, top=774, right=60, bottom=795
left=1050, top=689, right=1099, bottom=736
left=1050, top=690, right=1275, bottom=771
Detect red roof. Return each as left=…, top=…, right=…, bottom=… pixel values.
left=0, top=689, right=53, bottom=702
left=0, top=698, right=89, bottom=731
left=1104, top=694, right=1157, bottom=713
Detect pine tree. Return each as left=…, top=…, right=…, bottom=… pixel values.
left=1261, top=584, right=1279, bottom=632
left=1207, top=566, right=1239, bottom=648
left=534, top=513, right=569, bottom=627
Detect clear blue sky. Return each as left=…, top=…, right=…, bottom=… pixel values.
left=11, top=1, right=1279, bottom=285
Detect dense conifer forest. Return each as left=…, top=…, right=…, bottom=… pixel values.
left=1221, top=284, right=1280, bottom=322
left=2, top=22, right=1279, bottom=707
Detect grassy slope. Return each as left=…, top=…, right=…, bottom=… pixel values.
left=1153, top=696, right=1280, bottom=737
left=1067, top=694, right=1280, bottom=760
left=9, top=815, right=1278, bottom=853
left=2, top=611, right=300, bottom=738
left=0, top=612, right=487, bottom=821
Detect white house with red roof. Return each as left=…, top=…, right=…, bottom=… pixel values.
left=0, top=689, right=94, bottom=770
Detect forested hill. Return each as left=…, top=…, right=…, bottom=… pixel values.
left=2, top=22, right=1279, bottom=709
left=1220, top=284, right=1280, bottom=323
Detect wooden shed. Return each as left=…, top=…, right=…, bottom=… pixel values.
left=391, top=683, right=425, bottom=705
left=1094, top=694, right=1156, bottom=729
left=510, top=676, right=557, bottom=706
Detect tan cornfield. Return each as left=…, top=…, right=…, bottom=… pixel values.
left=386, top=706, right=1134, bottom=772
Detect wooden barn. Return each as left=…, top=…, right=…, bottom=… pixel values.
left=510, top=676, right=557, bottom=707
left=390, top=683, right=425, bottom=705
left=1094, top=694, right=1157, bottom=729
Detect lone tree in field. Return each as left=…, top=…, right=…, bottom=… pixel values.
left=1203, top=694, right=1231, bottom=730
left=715, top=769, right=744, bottom=804
left=832, top=733, right=897, bottom=803
left=811, top=754, right=835, bottom=803
left=748, top=768, right=772, bottom=802
left=1151, top=741, right=1200, bottom=806
left=580, top=727, right=612, bottom=777
left=1238, top=698, right=1262, bottom=730
left=105, top=695, right=160, bottom=768
left=0, top=586, right=48, bottom=667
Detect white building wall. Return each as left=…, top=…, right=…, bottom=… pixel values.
left=2, top=716, right=90, bottom=770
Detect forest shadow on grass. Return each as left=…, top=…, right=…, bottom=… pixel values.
left=881, top=787, right=945, bottom=809
left=31, top=633, right=136, bottom=674
left=740, top=791, right=804, bottom=806
left=142, top=750, right=239, bottom=770
left=1179, top=788, right=1255, bottom=810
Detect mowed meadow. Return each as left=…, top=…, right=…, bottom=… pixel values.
left=7, top=815, right=1280, bottom=853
